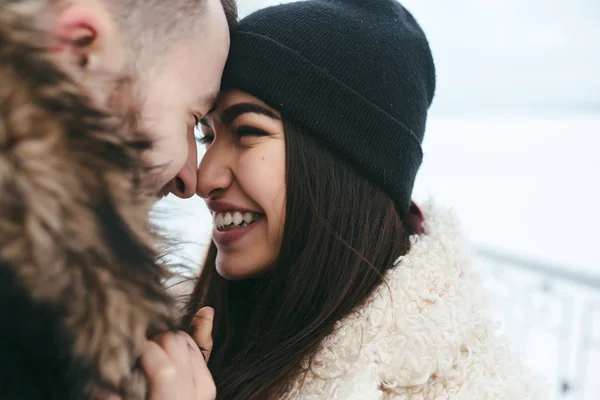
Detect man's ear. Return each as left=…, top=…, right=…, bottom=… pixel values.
left=53, top=4, right=119, bottom=73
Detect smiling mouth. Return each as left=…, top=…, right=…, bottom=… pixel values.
left=213, top=211, right=262, bottom=231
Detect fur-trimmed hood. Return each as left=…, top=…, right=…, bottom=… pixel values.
left=281, top=202, right=544, bottom=399
left=0, top=3, right=174, bottom=399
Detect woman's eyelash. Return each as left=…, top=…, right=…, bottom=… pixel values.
left=234, top=126, right=268, bottom=137
left=195, top=126, right=268, bottom=145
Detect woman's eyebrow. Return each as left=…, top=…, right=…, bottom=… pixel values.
left=219, top=102, right=281, bottom=126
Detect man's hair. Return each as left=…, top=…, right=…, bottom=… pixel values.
left=220, top=0, right=238, bottom=28
left=105, top=0, right=238, bottom=69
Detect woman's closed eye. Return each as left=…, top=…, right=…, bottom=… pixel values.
left=195, top=126, right=268, bottom=146
left=195, top=116, right=271, bottom=146
left=234, top=126, right=269, bottom=138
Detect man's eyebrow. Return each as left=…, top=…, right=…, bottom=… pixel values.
left=204, top=91, right=220, bottom=114
left=198, top=91, right=220, bottom=127
left=219, top=102, right=281, bottom=126
left=198, top=90, right=219, bottom=117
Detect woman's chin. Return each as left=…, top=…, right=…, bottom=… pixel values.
left=215, top=255, right=271, bottom=281
left=216, top=264, right=248, bottom=281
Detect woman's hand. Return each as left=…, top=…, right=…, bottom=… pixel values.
left=140, top=307, right=216, bottom=400
left=191, top=306, right=214, bottom=363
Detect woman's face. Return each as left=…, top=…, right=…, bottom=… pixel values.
left=196, top=89, right=286, bottom=280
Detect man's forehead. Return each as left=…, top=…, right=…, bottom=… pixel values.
left=201, top=90, right=220, bottom=114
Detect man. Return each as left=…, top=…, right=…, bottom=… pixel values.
left=52, top=0, right=238, bottom=394
left=53, top=0, right=238, bottom=396
left=0, top=0, right=236, bottom=398
left=52, top=0, right=236, bottom=198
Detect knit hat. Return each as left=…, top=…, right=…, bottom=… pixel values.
left=221, top=0, right=436, bottom=213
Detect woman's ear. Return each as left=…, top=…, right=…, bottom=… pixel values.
left=53, top=4, right=124, bottom=75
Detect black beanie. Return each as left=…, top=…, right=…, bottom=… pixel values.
left=221, top=0, right=436, bottom=213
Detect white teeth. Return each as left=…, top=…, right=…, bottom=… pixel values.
left=213, top=211, right=260, bottom=229
left=243, top=212, right=254, bottom=224
left=232, top=211, right=243, bottom=225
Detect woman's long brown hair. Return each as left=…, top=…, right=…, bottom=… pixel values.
left=182, top=120, right=421, bottom=399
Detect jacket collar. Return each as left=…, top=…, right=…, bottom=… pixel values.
left=302, top=201, right=488, bottom=387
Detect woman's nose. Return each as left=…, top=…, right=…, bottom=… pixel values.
left=196, top=149, right=234, bottom=199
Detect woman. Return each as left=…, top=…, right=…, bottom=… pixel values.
left=182, top=0, right=543, bottom=398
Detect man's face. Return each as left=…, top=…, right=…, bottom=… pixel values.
left=51, top=0, right=230, bottom=198
left=138, top=0, right=230, bottom=198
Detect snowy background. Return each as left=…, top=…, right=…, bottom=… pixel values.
left=154, top=0, right=600, bottom=398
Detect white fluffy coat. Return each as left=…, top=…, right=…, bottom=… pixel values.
left=280, top=202, right=545, bottom=399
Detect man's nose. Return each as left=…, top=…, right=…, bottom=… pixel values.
left=170, top=132, right=198, bottom=199
left=170, top=167, right=197, bottom=199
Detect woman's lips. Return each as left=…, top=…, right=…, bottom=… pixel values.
left=211, top=215, right=263, bottom=246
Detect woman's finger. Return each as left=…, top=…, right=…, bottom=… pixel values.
left=190, top=306, right=214, bottom=362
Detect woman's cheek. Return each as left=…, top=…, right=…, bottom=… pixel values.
left=240, top=147, right=286, bottom=234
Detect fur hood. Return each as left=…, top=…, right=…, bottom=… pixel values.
left=281, top=202, right=545, bottom=399
left=0, top=3, right=174, bottom=399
